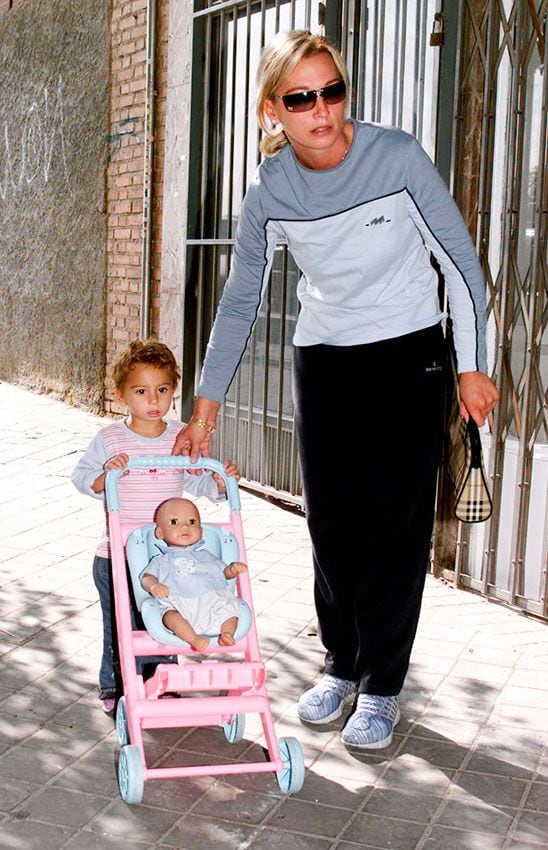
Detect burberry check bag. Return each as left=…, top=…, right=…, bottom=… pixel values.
left=449, top=417, right=493, bottom=523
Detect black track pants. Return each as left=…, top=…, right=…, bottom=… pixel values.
left=292, top=324, right=446, bottom=696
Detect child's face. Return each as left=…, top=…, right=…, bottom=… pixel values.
left=157, top=500, right=202, bottom=547
left=116, top=364, right=175, bottom=426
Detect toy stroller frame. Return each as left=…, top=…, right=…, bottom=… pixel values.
left=105, top=455, right=304, bottom=804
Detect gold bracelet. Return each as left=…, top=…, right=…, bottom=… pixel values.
left=190, top=417, right=216, bottom=435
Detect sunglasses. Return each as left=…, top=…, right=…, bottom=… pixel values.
left=272, top=79, right=346, bottom=113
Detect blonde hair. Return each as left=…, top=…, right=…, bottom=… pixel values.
left=111, top=339, right=181, bottom=391
left=256, top=30, right=350, bottom=158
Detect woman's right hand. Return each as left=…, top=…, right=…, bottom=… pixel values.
left=172, top=398, right=220, bottom=462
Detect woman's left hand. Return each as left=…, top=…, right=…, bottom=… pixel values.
left=458, top=371, right=499, bottom=426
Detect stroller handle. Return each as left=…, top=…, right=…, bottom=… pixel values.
left=105, top=455, right=241, bottom=512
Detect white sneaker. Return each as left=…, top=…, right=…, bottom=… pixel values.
left=341, top=694, right=400, bottom=749
left=297, top=674, right=357, bottom=724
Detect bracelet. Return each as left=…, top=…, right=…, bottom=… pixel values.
left=190, top=417, right=216, bottom=435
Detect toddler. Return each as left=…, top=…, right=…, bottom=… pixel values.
left=141, top=497, right=248, bottom=650
left=71, top=339, right=239, bottom=712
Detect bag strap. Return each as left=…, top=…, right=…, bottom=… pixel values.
left=467, top=419, right=483, bottom=469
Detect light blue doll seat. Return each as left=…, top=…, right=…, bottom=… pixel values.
left=125, top=523, right=252, bottom=648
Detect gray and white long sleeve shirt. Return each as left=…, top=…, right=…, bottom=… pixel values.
left=198, top=119, right=488, bottom=403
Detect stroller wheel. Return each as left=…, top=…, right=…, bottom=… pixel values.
left=118, top=744, right=144, bottom=804
left=115, top=696, right=129, bottom=746
left=223, top=713, right=245, bottom=744
left=276, top=737, right=305, bottom=795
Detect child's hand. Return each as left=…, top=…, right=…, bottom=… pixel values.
left=213, top=459, right=241, bottom=494
left=224, top=561, right=248, bottom=579
left=104, top=453, right=129, bottom=471
left=93, top=453, right=130, bottom=493
left=149, top=582, right=169, bottom=599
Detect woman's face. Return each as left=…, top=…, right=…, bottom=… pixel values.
left=264, top=51, right=348, bottom=168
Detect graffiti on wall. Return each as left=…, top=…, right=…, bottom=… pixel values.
left=0, top=75, right=71, bottom=201
left=105, top=116, right=140, bottom=162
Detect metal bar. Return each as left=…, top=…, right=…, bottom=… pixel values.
left=140, top=0, right=158, bottom=339
left=504, top=0, right=527, bottom=606
left=194, top=0, right=262, bottom=18
left=411, top=0, right=422, bottom=136
left=226, top=9, right=238, bottom=239
left=261, top=273, right=272, bottom=484
left=536, top=18, right=548, bottom=619
left=195, top=16, right=213, bottom=386
left=358, top=0, right=369, bottom=121
left=508, top=2, right=533, bottom=603
left=476, top=0, right=503, bottom=597
left=274, top=250, right=289, bottom=491
left=243, top=1, right=252, bottom=193
left=376, top=0, right=385, bottom=122
left=395, top=0, right=407, bottom=127
left=416, top=0, right=429, bottom=143
left=433, top=0, right=460, bottom=183
left=370, top=0, right=380, bottom=121
left=511, top=5, right=548, bottom=616
left=187, top=238, right=237, bottom=245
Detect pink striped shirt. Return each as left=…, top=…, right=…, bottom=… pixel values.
left=71, top=418, right=222, bottom=558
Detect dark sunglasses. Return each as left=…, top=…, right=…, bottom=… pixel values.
left=272, top=79, right=346, bottom=113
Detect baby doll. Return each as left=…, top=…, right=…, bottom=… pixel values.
left=140, top=497, right=248, bottom=650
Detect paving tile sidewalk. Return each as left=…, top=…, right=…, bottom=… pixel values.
left=0, top=380, right=547, bottom=850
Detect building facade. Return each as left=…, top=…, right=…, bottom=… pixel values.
left=0, top=0, right=546, bottom=618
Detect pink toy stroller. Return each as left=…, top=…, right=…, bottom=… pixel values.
left=105, top=455, right=305, bottom=804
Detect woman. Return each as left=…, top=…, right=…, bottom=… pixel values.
left=173, top=30, right=498, bottom=749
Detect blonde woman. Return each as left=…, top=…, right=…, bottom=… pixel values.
left=174, top=31, right=498, bottom=749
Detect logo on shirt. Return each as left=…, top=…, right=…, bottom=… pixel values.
left=174, top=557, right=197, bottom=575
left=365, top=215, right=391, bottom=227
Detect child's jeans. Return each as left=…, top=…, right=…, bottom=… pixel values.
left=93, top=555, right=173, bottom=694
left=93, top=555, right=122, bottom=693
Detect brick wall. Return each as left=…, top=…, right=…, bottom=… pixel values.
left=105, top=0, right=169, bottom=413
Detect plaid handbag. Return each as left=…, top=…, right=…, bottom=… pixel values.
left=449, top=417, right=492, bottom=523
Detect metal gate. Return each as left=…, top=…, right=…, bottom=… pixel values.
left=184, top=0, right=547, bottom=618
left=185, top=0, right=443, bottom=501
left=444, top=0, right=548, bottom=619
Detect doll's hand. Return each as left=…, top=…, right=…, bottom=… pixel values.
left=149, top=582, right=169, bottom=599
left=224, top=561, right=248, bottom=579
left=103, top=453, right=129, bottom=472
left=213, top=459, right=241, bottom=493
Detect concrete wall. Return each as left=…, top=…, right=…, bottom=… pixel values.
left=0, top=0, right=109, bottom=410
left=159, top=0, right=193, bottom=410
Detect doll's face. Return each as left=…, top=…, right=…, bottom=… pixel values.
left=155, top=498, right=202, bottom=547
